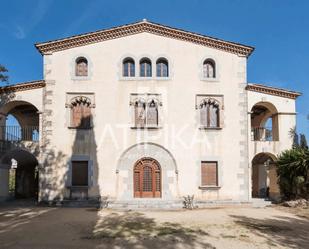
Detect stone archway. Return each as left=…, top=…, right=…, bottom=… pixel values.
left=0, top=149, right=39, bottom=199
left=0, top=100, right=39, bottom=142
left=117, top=143, right=178, bottom=201
left=251, top=153, right=279, bottom=199
left=251, top=102, right=279, bottom=141
left=0, top=100, right=40, bottom=200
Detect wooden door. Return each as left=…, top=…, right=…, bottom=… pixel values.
left=134, top=158, right=161, bottom=198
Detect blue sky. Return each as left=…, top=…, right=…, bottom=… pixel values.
left=0, top=0, right=308, bottom=136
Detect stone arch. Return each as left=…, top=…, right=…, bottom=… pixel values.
left=0, top=100, right=40, bottom=126
left=0, top=100, right=40, bottom=142
left=116, top=142, right=178, bottom=200
left=251, top=101, right=278, bottom=114
left=251, top=152, right=279, bottom=200
left=117, top=142, right=178, bottom=172
left=0, top=100, right=40, bottom=115
left=251, top=101, right=279, bottom=141
left=0, top=148, right=39, bottom=199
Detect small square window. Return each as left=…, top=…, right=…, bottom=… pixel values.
left=201, top=161, right=218, bottom=186
left=71, top=161, right=88, bottom=186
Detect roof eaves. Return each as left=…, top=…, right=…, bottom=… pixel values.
left=35, top=20, right=254, bottom=57
left=246, top=83, right=302, bottom=99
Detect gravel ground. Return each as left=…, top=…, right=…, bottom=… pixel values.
left=0, top=204, right=308, bottom=249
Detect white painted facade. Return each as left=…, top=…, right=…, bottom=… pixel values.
left=0, top=21, right=300, bottom=205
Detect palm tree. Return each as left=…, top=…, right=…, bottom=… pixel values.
left=277, top=148, right=309, bottom=199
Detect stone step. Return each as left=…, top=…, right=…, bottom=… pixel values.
left=41, top=199, right=101, bottom=208
left=107, top=200, right=183, bottom=210
left=106, top=199, right=252, bottom=210
left=251, top=198, right=272, bottom=208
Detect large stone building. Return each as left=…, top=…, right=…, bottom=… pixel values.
left=0, top=20, right=301, bottom=207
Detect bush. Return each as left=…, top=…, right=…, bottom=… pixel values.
left=277, top=148, right=309, bottom=200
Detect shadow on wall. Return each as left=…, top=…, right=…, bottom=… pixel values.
left=84, top=211, right=215, bottom=249
left=230, top=215, right=309, bottom=249
left=40, top=114, right=100, bottom=202
left=69, top=114, right=99, bottom=200
left=39, top=147, right=67, bottom=202
left=0, top=90, right=16, bottom=107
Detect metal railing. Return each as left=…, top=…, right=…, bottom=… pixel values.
left=251, top=127, right=273, bottom=141
left=0, top=126, right=39, bottom=142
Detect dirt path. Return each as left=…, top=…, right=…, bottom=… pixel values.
left=0, top=205, right=308, bottom=249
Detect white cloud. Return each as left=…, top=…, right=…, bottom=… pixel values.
left=12, top=0, right=54, bottom=39
left=13, top=25, right=26, bottom=39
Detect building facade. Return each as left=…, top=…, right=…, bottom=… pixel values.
left=0, top=20, right=301, bottom=207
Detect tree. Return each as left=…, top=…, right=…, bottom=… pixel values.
left=0, top=64, right=8, bottom=84
left=277, top=148, right=309, bottom=199
left=289, top=127, right=299, bottom=149
left=300, top=134, right=308, bottom=149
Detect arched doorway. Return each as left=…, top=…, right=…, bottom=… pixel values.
left=134, top=158, right=161, bottom=198
left=251, top=153, right=279, bottom=199
left=251, top=102, right=279, bottom=141
left=1, top=149, right=39, bottom=199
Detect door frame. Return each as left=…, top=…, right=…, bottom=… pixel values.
left=133, top=157, right=161, bottom=198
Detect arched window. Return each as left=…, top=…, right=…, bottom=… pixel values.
left=134, top=99, right=146, bottom=127
left=203, top=59, right=216, bottom=78
left=146, top=99, right=158, bottom=126
left=156, top=58, right=169, bottom=77
left=75, top=57, right=88, bottom=77
left=123, top=58, right=135, bottom=77
left=70, top=96, right=92, bottom=129
left=140, top=58, right=152, bottom=77
left=199, top=98, right=220, bottom=128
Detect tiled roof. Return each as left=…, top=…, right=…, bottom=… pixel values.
left=246, top=83, right=301, bottom=99
left=0, top=80, right=45, bottom=93
left=35, top=20, right=254, bottom=57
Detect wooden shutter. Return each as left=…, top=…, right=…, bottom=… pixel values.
left=201, top=162, right=218, bottom=186
left=135, top=102, right=146, bottom=127
left=81, top=105, right=91, bottom=128
left=72, top=161, right=88, bottom=186
left=76, top=59, right=88, bottom=76
left=200, top=104, right=208, bottom=126
left=71, top=105, right=82, bottom=128
left=147, top=102, right=158, bottom=127
left=209, top=104, right=219, bottom=128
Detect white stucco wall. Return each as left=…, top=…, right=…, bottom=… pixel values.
left=0, top=30, right=300, bottom=204
left=41, top=32, right=249, bottom=202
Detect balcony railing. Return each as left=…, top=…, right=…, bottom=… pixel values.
left=251, top=127, right=273, bottom=141
left=0, top=126, right=39, bottom=142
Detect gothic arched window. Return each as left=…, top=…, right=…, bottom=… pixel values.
left=123, top=58, right=135, bottom=77
left=75, top=57, right=88, bottom=77
left=199, top=98, right=220, bottom=128
left=70, top=96, right=92, bottom=129
left=156, top=58, right=169, bottom=77
left=140, top=58, right=152, bottom=77
left=203, top=59, right=216, bottom=78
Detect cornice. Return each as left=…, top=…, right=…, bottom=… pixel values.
left=246, top=84, right=301, bottom=100
left=35, top=20, right=254, bottom=57
left=0, top=80, right=45, bottom=94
